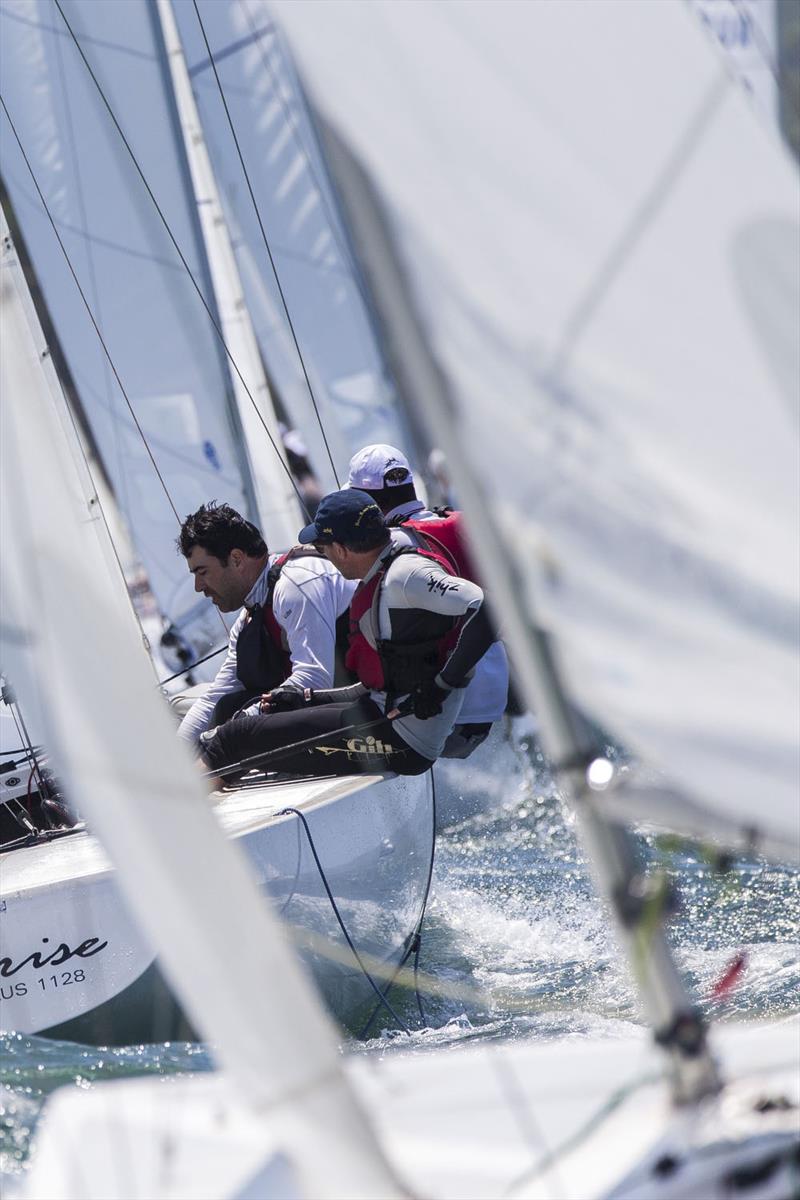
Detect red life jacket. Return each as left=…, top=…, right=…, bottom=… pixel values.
left=345, top=545, right=462, bottom=696
left=236, top=548, right=352, bottom=693
left=391, top=508, right=481, bottom=585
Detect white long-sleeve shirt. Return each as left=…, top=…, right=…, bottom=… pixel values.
left=178, top=555, right=356, bottom=743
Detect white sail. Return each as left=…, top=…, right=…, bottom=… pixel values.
left=274, top=0, right=800, bottom=859
left=689, top=0, right=780, bottom=134
left=0, top=212, right=404, bottom=1199
left=0, top=0, right=261, bottom=665
left=170, top=0, right=420, bottom=483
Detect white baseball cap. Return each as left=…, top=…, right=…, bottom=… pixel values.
left=346, top=444, right=414, bottom=490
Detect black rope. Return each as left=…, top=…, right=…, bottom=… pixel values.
left=414, top=766, right=437, bottom=1025
left=51, top=0, right=312, bottom=523
left=359, top=765, right=437, bottom=1036
left=157, top=643, right=227, bottom=687
left=191, top=0, right=340, bottom=487
left=0, top=745, right=42, bottom=761
left=357, top=932, right=415, bottom=1040
left=279, top=806, right=411, bottom=1034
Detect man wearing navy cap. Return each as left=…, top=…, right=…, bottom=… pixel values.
left=200, top=488, right=500, bottom=779
left=346, top=443, right=511, bottom=757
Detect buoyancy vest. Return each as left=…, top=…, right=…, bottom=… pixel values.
left=389, top=508, right=480, bottom=585
left=345, top=545, right=462, bottom=698
left=236, top=548, right=353, bottom=694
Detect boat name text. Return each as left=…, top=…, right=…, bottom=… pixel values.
left=0, top=936, right=108, bottom=977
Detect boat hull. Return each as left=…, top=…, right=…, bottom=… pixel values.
left=0, top=772, right=433, bottom=1044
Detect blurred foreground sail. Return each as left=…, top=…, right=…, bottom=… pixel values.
left=0, top=208, right=404, bottom=1199
left=275, top=0, right=800, bottom=861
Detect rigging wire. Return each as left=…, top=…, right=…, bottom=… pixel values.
left=51, top=0, right=313, bottom=523
left=191, top=0, right=341, bottom=487
left=157, top=643, right=227, bottom=688
left=1, top=170, right=159, bottom=658
left=2, top=692, right=45, bottom=810
left=188, top=16, right=275, bottom=76
left=264, top=20, right=403, bottom=402
left=0, top=95, right=232, bottom=652
left=359, top=765, right=437, bottom=1037
left=0, top=97, right=182, bottom=525
left=280, top=806, right=411, bottom=1033
left=235, top=1, right=360, bottom=286
left=236, top=4, right=402, bottom=422
left=52, top=22, right=126, bottom=517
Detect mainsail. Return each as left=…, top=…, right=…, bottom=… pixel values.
left=170, top=0, right=419, bottom=484
left=274, top=0, right=800, bottom=860
left=0, top=0, right=274, bottom=666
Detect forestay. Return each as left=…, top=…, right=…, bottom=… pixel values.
left=275, top=0, right=800, bottom=858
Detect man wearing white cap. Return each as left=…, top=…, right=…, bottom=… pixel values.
left=346, top=444, right=509, bottom=759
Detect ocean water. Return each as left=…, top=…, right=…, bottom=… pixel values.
left=2, top=731, right=798, bottom=1181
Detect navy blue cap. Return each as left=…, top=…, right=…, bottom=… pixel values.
left=298, top=488, right=387, bottom=546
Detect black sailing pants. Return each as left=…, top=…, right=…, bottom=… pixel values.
left=200, top=697, right=433, bottom=779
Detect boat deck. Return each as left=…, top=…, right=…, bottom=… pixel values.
left=0, top=772, right=386, bottom=898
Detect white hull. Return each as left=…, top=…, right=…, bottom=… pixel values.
left=0, top=772, right=433, bottom=1043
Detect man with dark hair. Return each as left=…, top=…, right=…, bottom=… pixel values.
left=345, top=444, right=510, bottom=757
left=199, top=489, right=499, bottom=779
left=176, top=502, right=356, bottom=743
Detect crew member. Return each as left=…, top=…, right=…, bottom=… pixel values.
left=345, top=444, right=510, bottom=756
left=200, top=489, right=499, bottom=779
left=176, top=502, right=355, bottom=743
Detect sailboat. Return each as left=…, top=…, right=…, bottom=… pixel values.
left=0, top=0, right=436, bottom=1044
left=6, top=1, right=800, bottom=1197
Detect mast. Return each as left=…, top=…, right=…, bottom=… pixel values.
left=154, top=0, right=302, bottom=549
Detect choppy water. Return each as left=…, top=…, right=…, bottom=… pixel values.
left=2, top=732, right=798, bottom=1181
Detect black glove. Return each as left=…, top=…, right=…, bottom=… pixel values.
left=261, top=686, right=309, bottom=713
left=408, top=676, right=452, bottom=720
